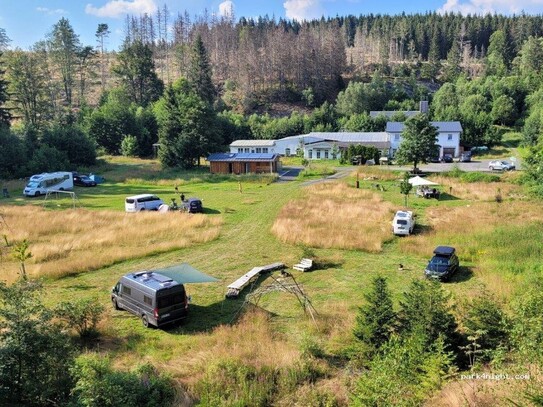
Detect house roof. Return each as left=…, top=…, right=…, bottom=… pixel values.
left=369, top=111, right=420, bottom=118
left=386, top=121, right=462, bottom=133
left=230, top=139, right=276, bottom=147
left=336, top=141, right=391, bottom=149
left=306, top=132, right=389, bottom=143
left=207, top=153, right=279, bottom=162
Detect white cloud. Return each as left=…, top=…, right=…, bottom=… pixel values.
left=36, top=7, right=68, bottom=15
left=438, top=0, right=543, bottom=15
left=284, top=0, right=326, bottom=21
left=219, top=1, right=235, bottom=18
left=85, top=0, right=157, bottom=18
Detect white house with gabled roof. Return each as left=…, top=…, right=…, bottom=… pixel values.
left=229, top=121, right=462, bottom=160
left=386, top=121, right=462, bottom=158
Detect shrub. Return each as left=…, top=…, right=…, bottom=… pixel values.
left=0, top=280, right=75, bottom=405
left=0, top=127, right=27, bottom=178
left=121, top=135, right=138, bottom=157
left=41, top=125, right=96, bottom=166
left=55, top=298, right=105, bottom=339
left=27, top=144, right=70, bottom=174
left=70, top=356, right=175, bottom=407
left=463, top=293, right=510, bottom=362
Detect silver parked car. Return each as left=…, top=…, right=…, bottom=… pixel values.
left=488, top=160, right=515, bottom=171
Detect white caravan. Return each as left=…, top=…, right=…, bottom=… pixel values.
left=23, top=172, right=74, bottom=197
left=392, top=210, right=415, bottom=236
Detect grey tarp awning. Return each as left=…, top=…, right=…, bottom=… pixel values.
left=152, top=263, right=219, bottom=284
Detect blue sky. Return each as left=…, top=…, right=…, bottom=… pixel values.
left=1, top=0, right=543, bottom=50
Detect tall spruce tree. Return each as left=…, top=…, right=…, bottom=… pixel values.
left=47, top=18, right=81, bottom=106
left=0, top=51, right=10, bottom=126
left=353, top=276, right=396, bottom=349
left=0, top=29, right=10, bottom=126
left=113, top=40, right=164, bottom=107
left=188, top=35, right=215, bottom=105
left=156, top=81, right=220, bottom=168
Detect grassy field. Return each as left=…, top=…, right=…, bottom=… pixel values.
left=0, top=156, right=540, bottom=405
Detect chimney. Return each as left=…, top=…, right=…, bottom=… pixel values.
left=420, top=100, right=429, bottom=114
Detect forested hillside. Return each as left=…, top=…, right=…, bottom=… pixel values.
left=1, top=9, right=543, bottom=189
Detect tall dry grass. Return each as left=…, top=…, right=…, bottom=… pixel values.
left=430, top=175, right=522, bottom=201
left=272, top=183, right=396, bottom=252
left=0, top=206, right=222, bottom=281
left=354, top=166, right=401, bottom=181
left=398, top=201, right=543, bottom=298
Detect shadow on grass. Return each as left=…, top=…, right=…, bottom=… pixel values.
left=202, top=208, right=221, bottom=214
left=437, top=193, right=461, bottom=201
left=413, top=223, right=433, bottom=235
left=176, top=272, right=274, bottom=333
left=449, top=266, right=474, bottom=283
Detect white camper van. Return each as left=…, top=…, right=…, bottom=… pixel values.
left=392, top=210, right=415, bottom=236
left=23, top=172, right=74, bottom=197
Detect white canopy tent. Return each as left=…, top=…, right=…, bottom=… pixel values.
left=408, top=176, right=439, bottom=186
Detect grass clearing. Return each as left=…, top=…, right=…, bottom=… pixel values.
left=2, top=156, right=541, bottom=405
left=0, top=206, right=222, bottom=282
left=272, top=183, right=395, bottom=251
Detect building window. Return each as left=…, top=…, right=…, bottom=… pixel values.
left=256, top=147, right=262, bottom=153
left=238, top=148, right=243, bottom=153
left=448, top=134, right=453, bottom=141
left=394, top=134, right=400, bottom=141
left=285, top=148, right=291, bottom=156
left=251, top=149, right=255, bottom=153
left=308, top=149, right=313, bottom=159
left=316, top=150, right=321, bottom=159
left=263, top=148, right=268, bottom=153
left=324, top=150, right=329, bottom=159
left=244, top=148, right=249, bottom=153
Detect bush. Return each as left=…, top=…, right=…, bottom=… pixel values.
left=27, top=144, right=70, bottom=174
left=41, top=125, right=96, bottom=167
left=0, top=126, right=27, bottom=178
left=70, top=356, right=175, bottom=407
left=55, top=298, right=105, bottom=339
left=121, top=135, right=138, bottom=157
left=0, top=280, right=75, bottom=405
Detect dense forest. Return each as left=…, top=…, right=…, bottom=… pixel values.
left=1, top=9, right=543, bottom=190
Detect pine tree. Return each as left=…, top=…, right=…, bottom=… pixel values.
left=0, top=51, right=11, bottom=127
left=188, top=35, right=215, bottom=105
left=354, top=276, right=396, bottom=349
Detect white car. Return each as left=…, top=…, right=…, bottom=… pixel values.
left=488, top=160, right=515, bottom=171
left=392, top=210, right=415, bottom=236
left=125, top=194, right=164, bottom=212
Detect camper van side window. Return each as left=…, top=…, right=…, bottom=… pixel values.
left=122, top=286, right=131, bottom=295
left=143, top=295, right=152, bottom=306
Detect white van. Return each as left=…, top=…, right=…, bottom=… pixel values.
left=23, top=172, right=74, bottom=197
left=125, top=194, right=164, bottom=212
left=392, top=210, right=415, bottom=236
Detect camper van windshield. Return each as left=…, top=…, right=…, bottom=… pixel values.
left=26, top=181, right=40, bottom=188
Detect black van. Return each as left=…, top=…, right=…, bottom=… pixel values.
left=111, top=271, right=188, bottom=328
left=424, top=246, right=459, bottom=281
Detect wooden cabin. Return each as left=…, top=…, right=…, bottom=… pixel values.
left=207, top=153, right=280, bottom=174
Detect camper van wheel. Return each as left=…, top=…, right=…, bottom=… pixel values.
left=141, top=314, right=150, bottom=328
left=34, top=191, right=40, bottom=197
left=112, top=298, right=120, bottom=310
